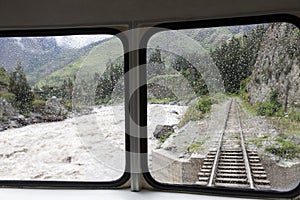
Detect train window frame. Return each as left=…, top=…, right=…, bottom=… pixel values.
left=139, top=14, right=300, bottom=199
left=0, top=27, right=130, bottom=189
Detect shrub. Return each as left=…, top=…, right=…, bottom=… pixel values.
left=266, top=137, right=300, bottom=159
left=0, top=92, right=16, bottom=104
left=0, top=116, right=8, bottom=122
left=63, top=101, right=72, bottom=111
left=256, top=101, right=281, bottom=116
left=32, top=99, right=46, bottom=113
left=179, top=103, right=204, bottom=128
left=275, top=107, right=286, bottom=117
left=288, top=110, right=300, bottom=122
left=179, top=97, right=212, bottom=127
left=158, top=131, right=173, bottom=143
left=197, top=97, right=212, bottom=113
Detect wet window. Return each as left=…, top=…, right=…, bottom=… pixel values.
left=0, top=34, right=125, bottom=181
left=147, top=22, right=300, bottom=191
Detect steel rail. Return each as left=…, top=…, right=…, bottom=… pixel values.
left=236, top=99, right=255, bottom=189
left=208, top=99, right=233, bottom=187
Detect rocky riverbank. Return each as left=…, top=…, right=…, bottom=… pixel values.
left=0, top=96, right=69, bottom=131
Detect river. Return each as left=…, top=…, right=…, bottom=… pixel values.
left=0, top=104, right=187, bottom=181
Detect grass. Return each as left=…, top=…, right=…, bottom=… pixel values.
left=237, top=91, right=300, bottom=159
left=186, top=137, right=209, bottom=153
left=266, top=137, right=300, bottom=159
left=238, top=97, right=256, bottom=115
left=158, top=131, right=173, bottom=143
left=288, top=110, right=300, bottom=122
left=237, top=91, right=300, bottom=137
left=210, top=93, right=228, bottom=104
left=178, top=96, right=212, bottom=128
left=248, top=135, right=269, bottom=148
left=178, top=104, right=202, bottom=127
left=148, top=97, right=177, bottom=104
left=276, top=118, right=300, bottom=137
left=186, top=141, right=204, bottom=153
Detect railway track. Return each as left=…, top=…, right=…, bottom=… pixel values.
left=197, top=99, right=270, bottom=189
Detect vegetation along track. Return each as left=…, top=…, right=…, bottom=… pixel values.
left=197, top=99, right=270, bottom=189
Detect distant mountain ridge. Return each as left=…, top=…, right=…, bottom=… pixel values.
left=27, top=39, right=109, bottom=85
left=0, top=37, right=62, bottom=73
left=36, top=37, right=123, bottom=87
left=0, top=37, right=109, bottom=85
left=0, top=25, right=256, bottom=88
left=37, top=26, right=256, bottom=88
left=181, top=25, right=256, bottom=50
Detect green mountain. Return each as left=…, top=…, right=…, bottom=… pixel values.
left=36, top=37, right=123, bottom=87
left=37, top=25, right=255, bottom=88
left=0, top=37, right=109, bottom=86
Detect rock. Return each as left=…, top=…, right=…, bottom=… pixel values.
left=248, top=23, right=300, bottom=109
left=11, top=114, right=25, bottom=121
left=178, top=153, right=185, bottom=158
left=62, top=156, right=72, bottom=163
left=29, top=113, right=43, bottom=123
left=10, top=114, right=27, bottom=125
left=178, top=152, right=191, bottom=158
left=0, top=99, right=19, bottom=130
left=0, top=99, right=17, bottom=118
left=170, top=110, right=179, bottom=115
left=288, top=135, right=300, bottom=146
left=153, top=125, right=174, bottom=139
left=43, top=96, right=68, bottom=118
left=9, top=120, right=20, bottom=128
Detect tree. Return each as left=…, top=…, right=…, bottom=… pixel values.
left=147, top=47, right=166, bottom=77
left=61, top=78, right=73, bottom=100
left=210, top=25, right=267, bottom=93
left=171, top=56, right=208, bottom=96
left=9, top=62, right=34, bottom=114
left=95, top=62, right=123, bottom=103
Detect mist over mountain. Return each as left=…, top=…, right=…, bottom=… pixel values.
left=0, top=37, right=61, bottom=72
left=181, top=25, right=256, bottom=50
left=0, top=26, right=255, bottom=87
left=0, top=36, right=109, bottom=85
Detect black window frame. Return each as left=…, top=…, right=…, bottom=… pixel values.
left=140, top=14, right=300, bottom=199
left=0, top=27, right=130, bottom=189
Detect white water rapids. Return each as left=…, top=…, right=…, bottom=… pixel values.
left=0, top=104, right=186, bottom=181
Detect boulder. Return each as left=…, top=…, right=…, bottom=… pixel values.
left=44, top=96, right=68, bottom=117
left=9, top=120, right=20, bottom=128
left=0, top=99, right=17, bottom=118
left=153, top=125, right=174, bottom=139
left=0, top=99, right=19, bottom=131
left=29, top=113, right=44, bottom=124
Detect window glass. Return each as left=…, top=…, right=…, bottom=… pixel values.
left=0, top=34, right=125, bottom=181
left=147, top=22, right=300, bottom=191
